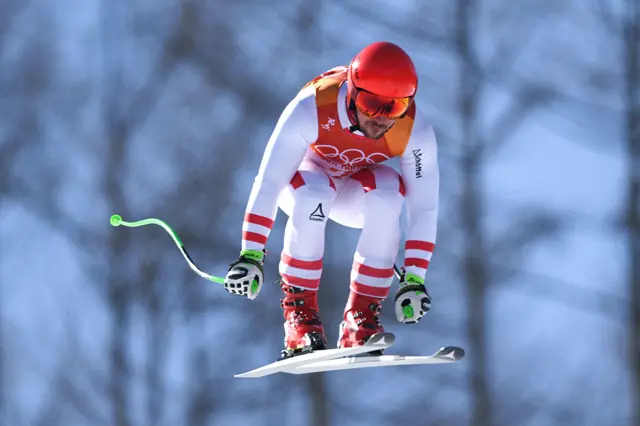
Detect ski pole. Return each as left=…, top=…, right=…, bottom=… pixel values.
left=393, top=264, right=402, bottom=280
left=109, top=214, right=225, bottom=284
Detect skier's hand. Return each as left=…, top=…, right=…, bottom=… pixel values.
left=394, top=271, right=431, bottom=324
left=224, top=250, right=265, bottom=300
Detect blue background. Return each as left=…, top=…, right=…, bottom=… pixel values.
left=1, top=1, right=638, bottom=426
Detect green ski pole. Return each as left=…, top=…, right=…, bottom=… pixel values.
left=109, top=214, right=225, bottom=284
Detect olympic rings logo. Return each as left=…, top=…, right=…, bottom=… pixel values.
left=313, top=145, right=390, bottom=166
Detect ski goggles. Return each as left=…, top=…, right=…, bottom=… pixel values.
left=354, top=89, right=412, bottom=119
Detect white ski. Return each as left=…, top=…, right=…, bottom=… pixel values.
left=234, top=332, right=395, bottom=378
left=280, top=346, right=465, bottom=375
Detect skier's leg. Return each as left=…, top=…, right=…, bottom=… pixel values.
left=276, top=161, right=337, bottom=357
left=329, top=164, right=406, bottom=347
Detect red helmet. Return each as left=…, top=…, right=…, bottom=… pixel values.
left=346, top=42, right=418, bottom=124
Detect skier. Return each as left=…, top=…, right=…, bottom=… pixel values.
left=223, top=41, right=439, bottom=359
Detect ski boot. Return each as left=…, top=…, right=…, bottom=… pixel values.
left=338, top=291, right=385, bottom=354
left=278, top=280, right=327, bottom=359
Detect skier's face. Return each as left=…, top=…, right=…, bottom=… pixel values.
left=356, top=109, right=395, bottom=140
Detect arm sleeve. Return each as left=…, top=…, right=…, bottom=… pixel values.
left=241, top=87, right=318, bottom=251
left=399, top=113, right=440, bottom=280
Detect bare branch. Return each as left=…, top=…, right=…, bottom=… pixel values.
left=481, top=0, right=568, bottom=77
left=484, top=84, right=558, bottom=157
left=488, top=211, right=562, bottom=280
left=591, top=0, right=623, bottom=37
left=32, top=311, right=110, bottom=426
left=328, top=0, right=454, bottom=48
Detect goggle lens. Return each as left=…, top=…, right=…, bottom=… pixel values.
left=355, top=89, right=411, bottom=119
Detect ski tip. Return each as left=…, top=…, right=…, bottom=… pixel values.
left=436, top=346, right=465, bottom=361
left=234, top=373, right=259, bottom=378
left=234, top=368, right=272, bottom=378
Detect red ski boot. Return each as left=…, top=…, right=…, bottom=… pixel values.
left=279, top=281, right=327, bottom=359
left=338, top=291, right=385, bottom=349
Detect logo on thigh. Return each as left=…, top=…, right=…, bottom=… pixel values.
left=309, top=203, right=326, bottom=221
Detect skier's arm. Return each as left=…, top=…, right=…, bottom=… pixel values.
left=399, top=114, right=440, bottom=282
left=241, top=86, right=318, bottom=252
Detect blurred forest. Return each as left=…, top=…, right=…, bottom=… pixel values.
left=0, top=1, right=637, bottom=426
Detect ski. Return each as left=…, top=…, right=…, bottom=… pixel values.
left=280, top=345, right=465, bottom=375
left=234, top=332, right=395, bottom=378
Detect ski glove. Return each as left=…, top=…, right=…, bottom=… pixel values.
left=394, top=271, right=431, bottom=324
left=224, top=249, right=265, bottom=300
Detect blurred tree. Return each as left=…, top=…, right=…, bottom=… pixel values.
left=0, top=2, right=58, bottom=425
left=614, top=2, right=640, bottom=423
left=595, top=0, right=640, bottom=422
left=449, top=2, right=560, bottom=425
left=291, top=2, right=332, bottom=425
left=101, top=1, right=133, bottom=423
left=0, top=4, right=24, bottom=420
left=97, top=0, right=204, bottom=422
